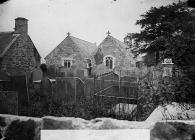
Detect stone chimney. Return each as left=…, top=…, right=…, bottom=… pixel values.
left=14, top=17, right=28, bottom=34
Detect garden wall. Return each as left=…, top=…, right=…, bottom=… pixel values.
left=0, top=114, right=195, bottom=140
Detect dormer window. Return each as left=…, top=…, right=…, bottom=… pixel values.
left=103, top=55, right=115, bottom=69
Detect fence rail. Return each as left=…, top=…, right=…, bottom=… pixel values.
left=93, top=69, right=139, bottom=120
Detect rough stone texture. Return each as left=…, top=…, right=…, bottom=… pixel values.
left=91, top=35, right=137, bottom=74
left=1, top=114, right=195, bottom=140
left=0, top=34, right=40, bottom=75
left=151, top=121, right=195, bottom=140
left=45, top=35, right=97, bottom=69
left=0, top=114, right=42, bottom=140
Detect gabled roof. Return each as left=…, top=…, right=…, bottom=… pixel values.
left=109, top=35, right=130, bottom=50
left=99, top=35, right=129, bottom=51
left=45, top=35, right=97, bottom=59
left=92, top=35, right=132, bottom=57
left=69, top=36, right=97, bottom=57
left=0, top=32, right=20, bottom=57
left=0, top=31, right=41, bottom=59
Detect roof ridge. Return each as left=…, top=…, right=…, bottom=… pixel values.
left=109, top=35, right=129, bottom=48
left=69, top=36, right=90, bottom=58
left=69, top=35, right=96, bottom=45
left=0, top=34, right=20, bottom=57
left=45, top=36, right=69, bottom=59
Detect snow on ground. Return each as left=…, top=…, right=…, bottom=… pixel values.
left=109, top=103, right=137, bottom=115
left=146, top=102, right=195, bottom=122
left=90, top=118, right=154, bottom=129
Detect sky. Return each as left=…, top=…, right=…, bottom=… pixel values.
left=0, top=0, right=181, bottom=62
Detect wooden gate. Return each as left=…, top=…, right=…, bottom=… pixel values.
left=93, top=70, right=139, bottom=120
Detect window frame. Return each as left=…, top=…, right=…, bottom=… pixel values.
left=61, top=58, right=73, bottom=68
left=103, top=55, right=115, bottom=69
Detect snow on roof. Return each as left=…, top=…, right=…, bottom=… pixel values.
left=146, top=102, right=195, bottom=122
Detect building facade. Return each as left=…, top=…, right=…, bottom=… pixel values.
left=45, top=33, right=97, bottom=75
left=0, top=17, right=41, bottom=75
left=92, top=32, right=137, bottom=75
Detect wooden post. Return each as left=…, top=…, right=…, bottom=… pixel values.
left=75, top=78, right=77, bottom=103
left=65, top=79, right=67, bottom=103
left=119, top=70, right=121, bottom=96
left=25, top=72, right=29, bottom=116
left=93, top=75, right=95, bottom=95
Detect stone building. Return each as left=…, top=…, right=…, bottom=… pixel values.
left=92, top=32, right=137, bottom=75
left=45, top=33, right=97, bottom=75
left=0, top=17, right=41, bottom=75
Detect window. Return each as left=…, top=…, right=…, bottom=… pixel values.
left=86, top=59, right=92, bottom=68
left=64, top=60, right=72, bottom=68
left=105, top=56, right=113, bottom=69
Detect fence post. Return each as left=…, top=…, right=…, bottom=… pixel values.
left=75, top=78, right=77, bottom=103
left=119, top=70, right=121, bottom=96
left=25, top=72, right=29, bottom=115
left=93, top=74, right=95, bottom=95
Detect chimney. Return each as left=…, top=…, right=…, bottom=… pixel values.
left=14, top=17, right=28, bottom=34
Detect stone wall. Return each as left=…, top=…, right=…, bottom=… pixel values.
left=0, top=114, right=195, bottom=140
left=1, top=34, right=40, bottom=75
left=45, top=37, right=85, bottom=68
left=92, top=36, right=136, bottom=73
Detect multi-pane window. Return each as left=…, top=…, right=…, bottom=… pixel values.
left=64, top=60, right=72, bottom=68
left=105, top=57, right=113, bottom=69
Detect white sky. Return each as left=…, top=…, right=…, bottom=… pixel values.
left=0, top=0, right=180, bottom=61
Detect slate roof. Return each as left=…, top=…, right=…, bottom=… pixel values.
left=0, top=31, right=41, bottom=58
left=69, top=36, right=97, bottom=57
left=0, top=32, right=20, bottom=57
left=92, top=35, right=133, bottom=57
left=45, top=35, right=97, bottom=59
left=109, top=35, right=129, bottom=50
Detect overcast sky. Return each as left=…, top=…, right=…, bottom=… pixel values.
left=0, top=0, right=180, bottom=61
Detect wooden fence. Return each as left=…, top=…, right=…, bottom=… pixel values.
left=93, top=70, right=139, bottom=120
left=0, top=91, right=18, bottom=115
left=54, top=77, right=85, bottom=104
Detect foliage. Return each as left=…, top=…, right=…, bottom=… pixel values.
left=128, top=1, right=195, bottom=67
left=94, top=48, right=103, bottom=65
left=131, top=2, right=194, bottom=46
left=127, top=1, right=195, bottom=104
left=28, top=91, right=135, bottom=121
left=137, top=67, right=182, bottom=120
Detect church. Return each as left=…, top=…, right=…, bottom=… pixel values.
left=45, top=31, right=137, bottom=77
left=91, top=31, right=137, bottom=76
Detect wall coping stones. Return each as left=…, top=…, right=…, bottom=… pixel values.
left=1, top=114, right=195, bottom=140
